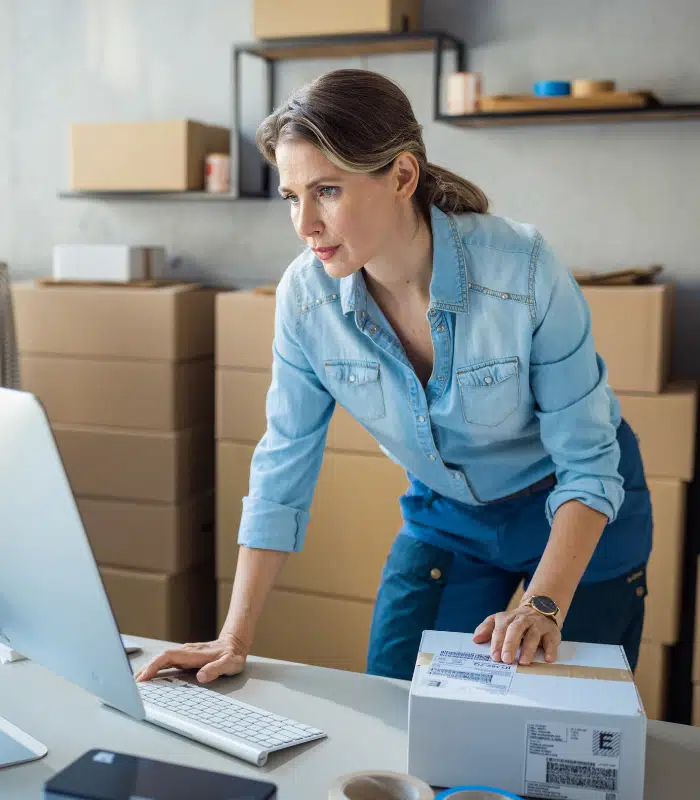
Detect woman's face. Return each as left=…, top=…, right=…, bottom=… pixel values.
left=276, top=139, right=414, bottom=279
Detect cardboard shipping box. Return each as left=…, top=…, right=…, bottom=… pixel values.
left=216, top=291, right=275, bottom=369
left=644, top=478, right=687, bottom=644
left=14, top=283, right=215, bottom=362
left=254, top=0, right=421, bottom=39
left=101, top=564, right=215, bottom=643
left=217, top=581, right=373, bottom=673
left=216, top=367, right=380, bottom=453
left=54, top=423, right=214, bottom=504
left=634, top=642, right=669, bottom=721
left=582, top=284, right=673, bottom=393
left=70, top=120, right=230, bottom=192
left=408, top=630, right=646, bottom=798
left=618, top=383, right=697, bottom=481
left=217, top=442, right=407, bottom=598
left=21, top=356, right=214, bottom=431
left=79, top=492, right=214, bottom=574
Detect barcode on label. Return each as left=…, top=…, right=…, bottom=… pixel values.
left=438, top=650, right=492, bottom=662
left=546, top=757, right=617, bottom=792
left=429, top=668, right=493, bottom=683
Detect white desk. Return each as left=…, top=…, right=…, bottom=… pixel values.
left=1, top=636, right=699, bottom=798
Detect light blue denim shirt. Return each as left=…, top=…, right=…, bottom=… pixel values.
left=238, top=206, right=624, bottom=553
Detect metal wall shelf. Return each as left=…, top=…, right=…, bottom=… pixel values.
left=58, top=190, right=266, bottom=201
left=438, top=102, right=700, bottom=128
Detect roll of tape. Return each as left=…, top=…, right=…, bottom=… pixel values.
left=571, top=79, right=616, bottom=97
left=435, top=788, right=523, bottom=799
left=533, top=80, right=571, bottom=96
left=329, top=771, right=434, bottom=800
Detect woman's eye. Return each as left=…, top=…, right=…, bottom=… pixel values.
left=319, top=186, right=339, bottom=199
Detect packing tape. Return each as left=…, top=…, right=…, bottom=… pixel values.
left=516, top=662, right=632, bottom=682
left=571, top=79, right=616, bottom=96
left=533, top=80, right=571, bottom=96
left=417, top=653, right=632, bottom=682
left=328, top=771, right=434, bottom=799
left=435, top=788, right=523, bottom=799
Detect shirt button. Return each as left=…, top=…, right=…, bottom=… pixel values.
left=331, top=294, right=337, bottom=300
left=437, top=325, right=446, bottom=332
left=359, top=311, right=365, bottom=318
left=349, top=375, right=356, bottom=383
left=429, top=309, right=437, bottom=317
left=438, top=375, right=445, bottom=381
left=430, top=568, right=442, bottom=580
left=370, top=326, right=378, bottom=334
left=484, top=376, right=493, bottom=385
left=418, top=415, right=426, bottom=423
left=428, top=454, right=436, bottom=461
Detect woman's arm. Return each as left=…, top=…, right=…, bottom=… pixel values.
left=474, top=234, right=623, bottom=666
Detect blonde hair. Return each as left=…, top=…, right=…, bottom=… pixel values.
left=256, top=69, right=489, bottom=221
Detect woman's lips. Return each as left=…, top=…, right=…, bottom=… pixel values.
left=313, top=246, right=340, bottom=261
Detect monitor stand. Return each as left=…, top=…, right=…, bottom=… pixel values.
left=0, top=715, right=47, bottom=768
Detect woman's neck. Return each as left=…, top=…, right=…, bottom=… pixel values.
left=362, top=210, right=433, bottom=308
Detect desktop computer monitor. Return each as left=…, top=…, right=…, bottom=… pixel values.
left=0, top=388, right=145, bottom=767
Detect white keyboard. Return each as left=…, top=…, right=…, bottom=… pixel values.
left=138, top=676, right=326, bottom=766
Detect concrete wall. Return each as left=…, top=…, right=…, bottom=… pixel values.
left=1, top=0, right=699, bottom=375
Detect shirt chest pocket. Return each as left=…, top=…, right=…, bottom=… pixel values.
left=456, top=357, right=520, bottom=427
left=324, top=359, right=386, bottom=421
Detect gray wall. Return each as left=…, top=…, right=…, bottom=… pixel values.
left=1, top=0, right=699, bottom=375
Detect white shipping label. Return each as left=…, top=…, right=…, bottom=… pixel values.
left=524, top=721, right=621, bottom=800
left=422, top=649, right=516, bottom=695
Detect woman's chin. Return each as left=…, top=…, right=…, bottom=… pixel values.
left=323, top=260, right=361, bottom=279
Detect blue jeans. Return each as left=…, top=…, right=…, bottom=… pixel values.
left=366, top=420, right=652, bottom=679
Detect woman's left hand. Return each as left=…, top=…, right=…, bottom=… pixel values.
left=473, top=605, right=561, bottom=665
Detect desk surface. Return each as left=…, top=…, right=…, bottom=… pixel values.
left=1, top=636, right=699, bottom=798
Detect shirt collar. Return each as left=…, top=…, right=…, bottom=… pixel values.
left=339, top=205, right=469, bottom=316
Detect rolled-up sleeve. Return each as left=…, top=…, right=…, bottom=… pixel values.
left=237, top=272, right=334, bottom=552
left=530, top=236, right=624, bottom=525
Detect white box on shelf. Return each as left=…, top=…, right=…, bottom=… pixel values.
left=52, top=245, right=167, bottom=282
left=408, top=630, right=646, bottom=799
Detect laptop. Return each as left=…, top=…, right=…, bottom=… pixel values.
left=0, top=388, right=325, bottom=769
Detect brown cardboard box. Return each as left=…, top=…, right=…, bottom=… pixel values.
left=618, top=383, right=697, bottom=481
left=79, top=492, right=214, bottom=574
left=694, top=686, right=700, bottom=726
left=217, top=581, right=373, bottom=672
left=21, top=356, right=214, bottom=431
left=55, top=423, right=213, bottom=503
left=693, top=561, right=700, bottom=682
left=101, top=563, right=216, bottom=643
left=254, top=0, right=421, bottom=39
left=635, top=642, right=669, bottom=721
left=643, top=478, right=687, bottom=644
left=582, top=284, right=673, bottom=393
left=216, top=443, right=406, bottom=598
left=216, top=367, right=380, bottom=453
left=216, top=291, right=275, bottom=369
left=13, top=283, right=215, bottom=362
left=70, top=120, right=230, bottom=192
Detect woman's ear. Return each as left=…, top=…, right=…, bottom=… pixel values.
left=392, top=152, right=420, bottom=199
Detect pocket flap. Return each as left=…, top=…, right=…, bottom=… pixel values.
left=324, top=360, right=380, bottom=386
left=457, top=358, right=519, bottom=389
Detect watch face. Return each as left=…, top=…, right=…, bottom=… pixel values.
left=533, top=596, right=558, bottom=615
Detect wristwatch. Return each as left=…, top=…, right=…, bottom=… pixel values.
left=524, top=595, right=560, bottom=626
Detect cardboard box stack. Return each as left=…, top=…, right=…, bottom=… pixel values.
left=13, top=282, right=217, bottom=643
left=215, top=290, right=408, bottom=672
left=581, top=283, right=697, bottom=721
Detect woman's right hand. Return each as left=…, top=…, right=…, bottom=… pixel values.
left=134, top=632, right=249, bottom=684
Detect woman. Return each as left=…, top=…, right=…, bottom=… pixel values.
left=137, top=69, right=652, bottom=685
